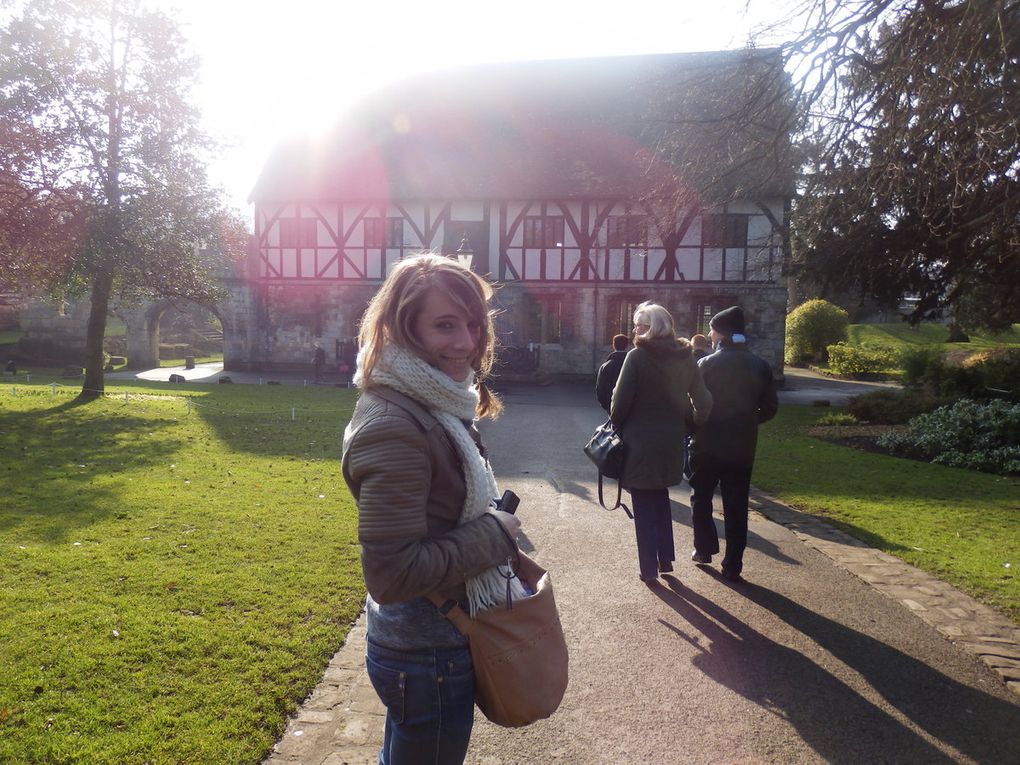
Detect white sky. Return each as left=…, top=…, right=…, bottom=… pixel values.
left=157, top=0, right=794, bottom=216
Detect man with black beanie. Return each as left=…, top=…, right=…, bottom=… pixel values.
left=688, top=305, right=778, bottom=581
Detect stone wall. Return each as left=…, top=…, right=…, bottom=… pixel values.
left=19, top=279, right=789, bottom=379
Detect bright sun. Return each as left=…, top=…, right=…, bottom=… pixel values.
left=156, top=0, right=785, bottom=216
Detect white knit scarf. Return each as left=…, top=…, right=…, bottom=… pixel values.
left=355, top=344, right=526, bottom=615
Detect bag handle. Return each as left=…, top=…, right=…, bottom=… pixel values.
left=596, top=472, right=633, bottom=519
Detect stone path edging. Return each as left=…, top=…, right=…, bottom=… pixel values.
left=263, top=619, right=384, bottom=765
left=750, top=490, right=1020, bottom=697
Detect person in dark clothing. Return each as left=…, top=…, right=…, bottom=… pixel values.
left=313, top=343, right=326, bottom=382
left=595, top=334, right=630, bottom=412
left=688, top=305, right=778, bottom=582
left=611, top=305, right=711, bottom=583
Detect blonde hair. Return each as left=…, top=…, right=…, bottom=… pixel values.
left=633, top=301, right=675, bottom=341
left=358, top=253, right=502, bottom=418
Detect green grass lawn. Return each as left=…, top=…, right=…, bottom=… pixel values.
left=0, top=379, right=364, bottom=764
left=847, top=322, right=1020, bottom=351
left=158, top=354, right=224, bottom=367
left=755, top=405, right=1020, bottom=622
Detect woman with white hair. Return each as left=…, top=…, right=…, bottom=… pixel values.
left=610, top=301, right=712, bottom=583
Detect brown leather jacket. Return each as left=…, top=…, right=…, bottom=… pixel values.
left=342, top=385, right=515, bottom=605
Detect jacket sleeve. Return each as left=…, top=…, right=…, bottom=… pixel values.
left=595, top=361, right=612, bottom=412
left=609, top=352, right=637, bottom=429
left=345, top=414, right=516, bottom=604
left=688, top=364, right=713, bottom=426
left=757, top=364, right=779, bottom=424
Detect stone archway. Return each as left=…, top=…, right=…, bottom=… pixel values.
left=120, top=299, right=229, bottom=370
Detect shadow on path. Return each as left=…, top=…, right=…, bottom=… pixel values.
left=649, top=576, right=1016, bottom=763
left=737, top=580, right=1020, bottom=760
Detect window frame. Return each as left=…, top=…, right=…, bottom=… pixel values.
left=606, top=215, right=648, bottom=248
left=363, top=217, right=387, bottom=248
left=279, top=218, right=317, bottom=248
left=701, top=213, right=749, bottom=248
left=523, top=216, right=565, bottom=249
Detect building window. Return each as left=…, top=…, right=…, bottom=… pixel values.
left=605, top=298, right=642, bottom=344
left=523, top=216, right=565, bottom=249
left=607, top=215, right=647, bottom=248
left=525, top=294, right=562, bottom=344
left=387, top=218, right=403, bottom=247
left=279, top=218, right=316, bottom=248
left=702, top=214, right=748, bottom=248
left=363, top=218, right=386, bottom=248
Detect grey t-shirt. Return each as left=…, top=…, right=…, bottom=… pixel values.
left=366, top=594, right=467, bottom=650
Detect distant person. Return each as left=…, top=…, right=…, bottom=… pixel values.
left=341, top=254, right=523, bottom=764
left=4, top=359, right=16, bottom=375
left=689, top=306, right=778, bottom=582
left=611, top=302, right=712, bottom=583
left=595, top=334, right=630, bottom=412
left=312, top=343, right=326, bottom=382
left=691, top=334, right=711, bottom=361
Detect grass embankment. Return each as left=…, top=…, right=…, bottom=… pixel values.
left=0, top=379, right=364, bottom=764
left=158, top=354, right=224, bottom=367
left=755, top=405, right=1019, bottom=622
left=847, top=322, right=1020, bottom=352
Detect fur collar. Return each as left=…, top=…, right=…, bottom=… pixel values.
left=634, top=335, right=693, bottom=359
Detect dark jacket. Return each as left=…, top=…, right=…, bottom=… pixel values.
left=610, top=337, right=712, bottom=489
left=342, top=385, right=515, bottom=606
left=691, top=341, right=778, bottom=466
left=595, top=350, right=628, bottom=412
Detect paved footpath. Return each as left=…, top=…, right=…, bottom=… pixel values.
left=265, top=382, right=1020, bottom=765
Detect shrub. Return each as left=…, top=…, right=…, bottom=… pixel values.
left=826, top=343, right=895, bottom=376
left=900, top=345, right=945, bottom=388
left=877, top=399, right=1020, bottom=475
left=963, top=347, right=1020, bottom=397
left=848, top=389, right=949, bottom=424
left=815, top=413, right=859, bottom=426
left=785, top=299, right=849, bottom=365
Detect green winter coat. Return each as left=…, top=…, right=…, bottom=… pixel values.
left=610, top=336, right=713, bottom=490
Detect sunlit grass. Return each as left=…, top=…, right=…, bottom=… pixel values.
left=847, top=322, right=1020, bottom=351
left=0, top=380, right=363, bottom=764
left=158, top=354, right=224, bottom=367
left=755, top=406, right=1019, bottom=622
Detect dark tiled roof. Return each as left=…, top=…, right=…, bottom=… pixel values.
left=250, top=49, right=794, bottom=204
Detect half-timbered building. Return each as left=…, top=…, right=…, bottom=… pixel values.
left=246, top=49, right=794, bottom=378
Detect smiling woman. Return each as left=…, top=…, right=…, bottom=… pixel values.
left=341, top=254, right=524, bottom=764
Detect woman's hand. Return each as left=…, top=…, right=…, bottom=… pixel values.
left=487, top=509, right=522, bottom=539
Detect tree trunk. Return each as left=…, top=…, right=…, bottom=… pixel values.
left=79, top=271, right=113, bottom=400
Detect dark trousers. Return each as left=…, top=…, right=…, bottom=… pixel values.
left=689, top=455, right=753, bottom=575
left=628, top=488, right=675, bottom=579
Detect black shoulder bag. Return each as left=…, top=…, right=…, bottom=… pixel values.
left=582, top=420, right=632, bottom=518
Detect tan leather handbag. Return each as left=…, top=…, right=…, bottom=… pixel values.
left=430, top=551, right=568, bottom=728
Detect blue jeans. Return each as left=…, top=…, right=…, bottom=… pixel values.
left=366, top=639, right=475, bottom=765
left=628, top=487, right=676, bottom=579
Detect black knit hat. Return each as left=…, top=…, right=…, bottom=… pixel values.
left=710, top=305, right=745, bottom=336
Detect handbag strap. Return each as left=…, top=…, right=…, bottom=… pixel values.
left=597, top=472, right=633, bottom=518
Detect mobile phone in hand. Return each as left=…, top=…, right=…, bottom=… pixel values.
left=499, top=489, right=520, bottom=515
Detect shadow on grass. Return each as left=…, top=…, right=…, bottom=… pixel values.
left=0, top=397, right=181, bottom=540
left=651, top=576, right=1016, bottom=763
